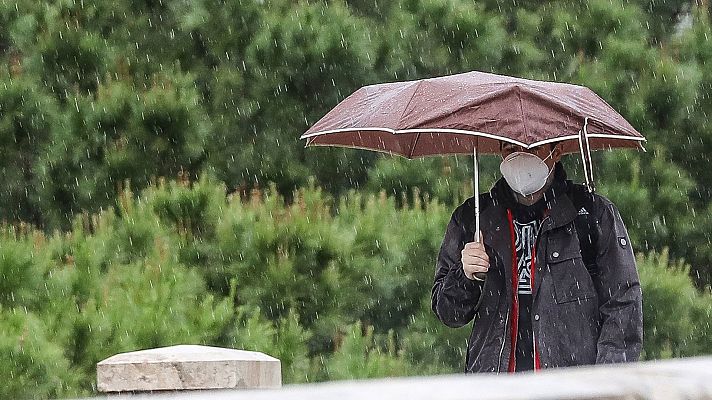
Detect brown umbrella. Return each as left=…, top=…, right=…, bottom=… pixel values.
left=302, top=70, right=644, bottom=153
left=300, top=70, right=645, bottom=277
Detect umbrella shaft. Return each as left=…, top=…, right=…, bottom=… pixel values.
left=473, top=147, right=480, bottom=242
left=473, top=146, right=486, bottom=281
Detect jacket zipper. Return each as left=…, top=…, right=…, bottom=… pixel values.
left=497, top=214, right=551, bottom=373
left=531, top=215, right=550, bottom=371
left=497, top=311, right=509, bottom=373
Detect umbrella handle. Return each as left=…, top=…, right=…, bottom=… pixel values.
left=473, top=146, right=487, bottom=281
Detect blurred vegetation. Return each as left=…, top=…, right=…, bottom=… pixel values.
left=0, top=0, right=711, bottom=397
left=0, top=178, right=709, bottom=398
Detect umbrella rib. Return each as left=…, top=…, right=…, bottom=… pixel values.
left=516, top=85, right=529, bottom=141
left=397, top=81, right=424, bottom=130
left=408, top=132, right=421, bottom=159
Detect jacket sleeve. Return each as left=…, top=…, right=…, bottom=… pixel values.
left=431, top=207, right=486, bottom=328
left=593, top=200, right=643, bottom=364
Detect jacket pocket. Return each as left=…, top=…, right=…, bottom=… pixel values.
left=547, top=234, right=598, bottom=304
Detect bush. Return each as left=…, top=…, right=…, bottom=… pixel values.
left=0, top=308, right=82, bottom=399
left=0, top=176, right=710, bottom=397
left=323, top=321, right=411, bottom=380
left=637, top=249, right=712, bottom=359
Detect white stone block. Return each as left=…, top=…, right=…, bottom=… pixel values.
left=96, top=345, right=281, bottom=392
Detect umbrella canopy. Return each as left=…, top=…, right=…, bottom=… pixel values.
left=301, top=70, right=645, bottom=158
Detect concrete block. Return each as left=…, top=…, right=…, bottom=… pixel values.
left=96, top=345, right=281, bottom=392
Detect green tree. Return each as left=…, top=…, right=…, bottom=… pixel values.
left=0, top=74, right=60, bottom=225
left=34, top=74, right=210, bottom=229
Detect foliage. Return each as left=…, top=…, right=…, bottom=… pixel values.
left=0, top=308, right=82, bottom=399
left=0, top=178, right=708, bottom=398
left=0, top=0, right=712, bottom=397
left=637, top=249, right=712, bottom=359
left=323, top=321, right=410, bottom=380
left=0, top=0, right=710, bottom=285
left=0, top=75, right=60, bottom=225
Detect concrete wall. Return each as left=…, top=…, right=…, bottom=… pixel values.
left=89, top=355, right=712, bottom=400
left=96, top=345, right=281, bottom=392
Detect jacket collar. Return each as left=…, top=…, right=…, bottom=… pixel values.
left=540, top=186, right=578, bottom=231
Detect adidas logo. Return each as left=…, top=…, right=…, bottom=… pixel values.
left=578, top=207, right=589, bottom=216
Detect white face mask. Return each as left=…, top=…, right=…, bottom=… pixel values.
left=499, top=150, right=555, bottom=196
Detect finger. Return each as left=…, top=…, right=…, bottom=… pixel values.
left=463, top=247, right=486, bottom=257
left=464, top=261, right=489, bottom=271
left=463, top=242, right=486, bottom=251
left=463, top=260, right=489, bottom=271
left=462, top=255, right=490, bottom=267
left=462, top=249, right=489, bottom=260
left=464, top=264, right=489, bottom=274
left=463, top=257, right=490, bottom=268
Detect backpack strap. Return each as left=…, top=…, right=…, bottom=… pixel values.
left=568, top=184, right=600, bottom=278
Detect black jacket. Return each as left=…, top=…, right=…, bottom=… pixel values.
left=431, top=165, right=643, bottom=373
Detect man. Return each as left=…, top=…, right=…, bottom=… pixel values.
left=431, top=142, right=643, bottom=373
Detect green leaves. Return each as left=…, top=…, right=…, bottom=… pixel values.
left=637, top=250, right=711, bottom=360
left=324, top=321, right=409, bottom=380
left=0, top=308, right=82, bottom=399
left=32, top=73, right=212, bottom=229
left=2, top=0, right=712, bottom=396
left=0, top=234, right=43, bottom=308
left=0, top=74, right=59, bottom=223
left=0, top=173, right=710, bottom=397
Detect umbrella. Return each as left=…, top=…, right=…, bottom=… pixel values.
left=300, top=70, right=645, bottom=278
